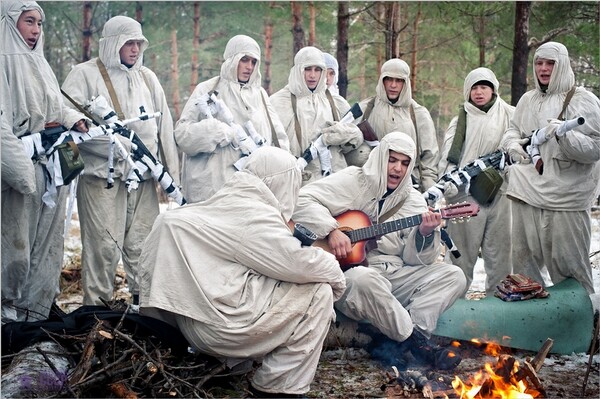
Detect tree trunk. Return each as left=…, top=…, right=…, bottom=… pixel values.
left=82, top=2, right=92, bottom=62
left=511, top=1, right=531, bottom=106
left=190, top=1, right=200, bottom=94
left=135, top=1, right=143, bottom=23
left=291, top=1, right=305, bottom=56
left=478, top=13, right=486, bottom=66
left=263, top=5, right=274, bottom=94
left=171, top=28, right=181, bottom=120
left=410, top=2, right=422, bottom=93
left=308, top=1, right=316, bottom=46
left=384, top=2, right=401, bottom=59
left=336, top=1, right=349, bottom=98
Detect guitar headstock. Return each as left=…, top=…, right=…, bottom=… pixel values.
left=440, top=202, right=480, bottom=222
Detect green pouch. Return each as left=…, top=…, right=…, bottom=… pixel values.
left=56, top=142, right=84, bottom=185
left=469, top=167, right=503, bottom=205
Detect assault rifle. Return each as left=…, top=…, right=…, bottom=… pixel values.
left=525, top=116, right=585, bottom=174
left=83, top=95, right=186, bottom=206
left=298, top=102, right=364, bottom=175
left=424, top=149, right=507, bottom=206
left=196, top=91, right=265, bottom=170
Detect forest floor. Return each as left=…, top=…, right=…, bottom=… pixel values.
left=49, top=207, right=600, bottom=398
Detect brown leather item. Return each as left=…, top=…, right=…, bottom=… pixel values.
left=357, top=120, right=378, bottom=142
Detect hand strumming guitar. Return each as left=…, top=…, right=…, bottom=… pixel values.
left=327, top=228, right=353, bottom=259
left=418, top=209, right=441, bottom=237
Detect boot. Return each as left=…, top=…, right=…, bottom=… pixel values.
left=406, top=330, right=461, bottom=370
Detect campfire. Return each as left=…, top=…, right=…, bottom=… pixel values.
left=381, top=338, right=553, bottom=399
left=451, top=338, right=552, bottom=399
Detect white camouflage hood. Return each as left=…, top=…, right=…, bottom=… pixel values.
left=533, top=41, right=575, bottom=94
left=220, top=34, right=262, bottom=87
left=287, top=46, right=327, bottom=97
left=99, top=15, right=148, bottom=70
left=242, top=146, right=302, bottom=221
left=375, top=58, right=413, bottom=108
left=363, top=131, right=415, bottom=201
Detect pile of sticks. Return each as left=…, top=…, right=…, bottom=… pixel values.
left=1, top=306, right=241, bottom=398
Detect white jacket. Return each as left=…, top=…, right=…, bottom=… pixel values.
left=270, top=47, right=362, bottom=184
left=175, top=35, right=289, bottom=203
left=501, top=42, right=600, bottom=211
left=1, top=0, right=83, bottom=194
left=293, top=132, right=440, bottom=267
left=62, top=16, right=179, bottom=183
left=354, top=59, right=439, bottom=191
left=139, top=146, right=345, bottom=328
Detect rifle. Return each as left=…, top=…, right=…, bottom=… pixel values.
left=525, top=117, right=585, bottom=174
left=196, top=91, right=265, bottom=170
left=298, top=102, right=364, bottom=175
left=424, top=149, right=507, bottom=205
left=82, top=95, right=186, bottom=206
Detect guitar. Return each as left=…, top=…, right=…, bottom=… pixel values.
left=298, top=202, right=479, bottom=271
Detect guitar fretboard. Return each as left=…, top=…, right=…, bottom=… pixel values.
left=346, top=215, right=423, bottom=243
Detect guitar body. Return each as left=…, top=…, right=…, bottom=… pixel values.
left=312, top=210, right=373, bottom=271
left=290, top=202, right=479, bottom=272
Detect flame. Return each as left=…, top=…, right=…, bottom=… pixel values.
left=452, top=355, right=540, bottom=399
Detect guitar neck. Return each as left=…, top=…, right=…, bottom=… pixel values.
left=346, top=214, right=423, bottom=243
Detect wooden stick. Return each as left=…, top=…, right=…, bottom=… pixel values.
left=529, top=338, right=553, bottom=372
left=582, top=310, right=600, bottom=397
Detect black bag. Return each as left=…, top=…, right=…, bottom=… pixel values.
left=469, top=167, right=503, bottom=205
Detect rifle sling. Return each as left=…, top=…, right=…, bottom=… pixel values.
left=291, top=89, right=340, bottom=149
left=97, top=58, right=125, bottom=120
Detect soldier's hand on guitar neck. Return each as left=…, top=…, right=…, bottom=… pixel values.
left=327, top=228, right=353, bottom=259
left=418, top=209, right=442, bottom=237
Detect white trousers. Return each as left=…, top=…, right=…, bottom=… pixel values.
left=176, top=283, right=334, bottom=395
left=78, top=175, right=159, bottom=305
left=511, top=200, right=595, bottom=294
left=335, top=262, right=467, bottom=342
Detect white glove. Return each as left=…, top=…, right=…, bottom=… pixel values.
left=210, top=95, right=235, bottom=125
left=320, top=121, right=364, bottom=150
left=20, top=134, right=45, bottom=158
left=195, top=93, right=215, bottom=119
left=233, top=125, right=258, bottom=156
left=506, top=138, right=531, bottom=164
left=86, top=95, right=119, bottom=123
left=313, top=136, right=332, bottom=176
left=443, top=181, right=459, bottom=198
left=243, top=121, right=266, bottom=146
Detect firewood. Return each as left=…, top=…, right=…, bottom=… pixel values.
left=529, top=338, right=554, bottom=372
left=1, top=341, right=71, bottom=398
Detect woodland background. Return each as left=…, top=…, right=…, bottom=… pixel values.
left=40, top=1, right=599, bottom=144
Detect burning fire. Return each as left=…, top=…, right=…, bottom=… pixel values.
left=451, top=339, right=541, bottom=399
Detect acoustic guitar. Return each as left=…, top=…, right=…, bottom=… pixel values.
left=297, top=202, right=480, bottom=270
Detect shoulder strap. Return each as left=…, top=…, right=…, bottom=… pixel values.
left=446, top=105, right=467, bottom=164
left=409, top=104, right=423, bottom=187
left=558, top=86, right=576, bottom=120
left=379, top=198, right=406, bottom=223
left=96, top=58, right=125, bottom=120
left=362, top=97, right=376, bottom=121
left=325, top=89, right=340, bottom=121
left=291, top=93, right=303, bottom=147
left=260, top=91, right=280, bottom=148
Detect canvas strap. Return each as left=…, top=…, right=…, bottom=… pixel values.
left=446, top=105, right=467, bottom=165
left=291, top=89, right=341, bottom=147
left=409, top=104, right=423, bottom=188
left=378, top=198, right=406, bottom=223
left=96, top=58, right=125, bottom=120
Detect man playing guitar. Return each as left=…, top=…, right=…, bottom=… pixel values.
left=293, top=132, right=468, bottom=371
